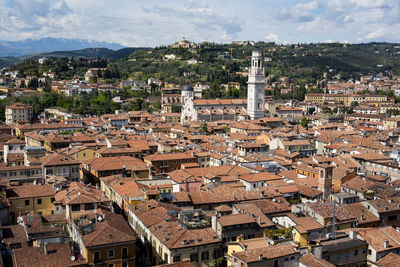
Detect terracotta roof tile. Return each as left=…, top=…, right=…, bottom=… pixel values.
left=12, top=243, right=87, bottom=267
left=232, top=244, right=298, bottom=263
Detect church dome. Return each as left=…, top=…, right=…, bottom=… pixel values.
left=182, top=84, right=193, bottom=92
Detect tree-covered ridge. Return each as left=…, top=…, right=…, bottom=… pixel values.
left=3, top=41, right=400, bottom=116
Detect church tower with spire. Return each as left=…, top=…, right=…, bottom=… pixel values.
left=247, top=51, right=265, bottom=120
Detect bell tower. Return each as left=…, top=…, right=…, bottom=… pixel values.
left=247, top=51, right=265, bottom=120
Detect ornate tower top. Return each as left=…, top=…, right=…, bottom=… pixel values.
left=249, top=51, right=263, bottom=76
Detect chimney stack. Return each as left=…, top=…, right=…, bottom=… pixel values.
left=122, top=165, right=127, bottom=178
left=349, top=230, right=357, bottom=240
left=384, top=240, right=389, bottom=249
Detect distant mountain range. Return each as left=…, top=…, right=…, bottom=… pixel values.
left=0, top=38, right=151, bottom=67
left=0, top=37, right=125, bottom=57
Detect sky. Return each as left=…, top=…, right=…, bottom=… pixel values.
left=1, top=0, right=399, bottom=47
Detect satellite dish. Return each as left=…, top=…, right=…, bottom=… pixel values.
left=71, top=256, right=76, bottom=261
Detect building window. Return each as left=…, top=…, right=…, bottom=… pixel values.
left=121, top=247, right=128, bottom=258
left=93, top=251, right=101, bottom=262
left=25, top=200, right=30, bottom=206
left=37, top=199, right=42, bottom=205
left=107, top=249, right=114, bottom=258
left=201, top=251, right=209, bottom=261
left=214, top=249, right=221, bottom=259
left=85, top=203, right=94, bottom=210
left=389, top=215, right=397, bottom=221
left=173, top=255, right=181, bottom=262
left=368, top=249, right=372, bottom=255
left=107, top=264, right=114, bottom=267
left=190, top=253, right=198, bottom=262
left=71, top=204, right=80, bottom=211
left=354, top=249, right=358, bottom=256
left=122, top=262, right=128, bottom=267
left=274, top=259, right=278, bottom=267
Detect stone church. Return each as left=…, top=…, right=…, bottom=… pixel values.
left=181, top=51, right=265, bottom=123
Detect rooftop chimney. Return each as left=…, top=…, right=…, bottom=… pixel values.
left=384, top=240, right=389, bottom=249
left=349, top=230, right=357, bottom=240
left=122, top=165, right=127, bottom=178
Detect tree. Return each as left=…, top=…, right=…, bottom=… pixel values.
left=172, top=105, right=181, bottom=113
left=351, top=101, right=359, bottom=107
left=199, top=122, right=208, bottom=134
left=222, top=126, right=230, bottom=134
left=300, top=116, right=309, bottom=129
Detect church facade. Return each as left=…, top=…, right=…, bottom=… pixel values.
left=181, top=51, right=265, bottom=123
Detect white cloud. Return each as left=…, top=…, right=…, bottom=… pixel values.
left=0, top=0, right=400, bottom=46
left=275, top=1, right=320, bottom=22
left=265, top=33, right=281, bottom=43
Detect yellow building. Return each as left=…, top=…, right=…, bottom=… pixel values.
left=383, top=117, right=400, bottom=130
left=100, top=174, right=159, bottom=213
left=305, top=93, right=325, bottom=103
left=292, top=217, right=324, bottom=247
left=54, top=182, right=111, bottom=220
left=305, top=93, right=388, bottom=107
left=7, top=184, right=56, bottom=223
left=226, top=237, right=269, bottom=266
left=70, top=209, right=136, bottom=267
left=60, top=145, right=97, bottom=161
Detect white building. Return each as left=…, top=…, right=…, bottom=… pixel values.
left=5, top=102, right=33, bottom=125
left=247, top=51, right=266, bottom=120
